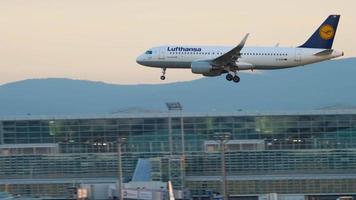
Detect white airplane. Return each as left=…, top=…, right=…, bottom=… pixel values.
left=136, top=15, right=343, bottom=83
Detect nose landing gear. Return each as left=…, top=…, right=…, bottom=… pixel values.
left=160, top=68, right=166, bottom=80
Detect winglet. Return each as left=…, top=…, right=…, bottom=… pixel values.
left=239, top=33, right=249, bottom=48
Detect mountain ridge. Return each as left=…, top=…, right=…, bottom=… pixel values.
left=0, top=58, right=355, bottom=116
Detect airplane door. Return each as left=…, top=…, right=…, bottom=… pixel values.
left=295, top=49, right=302, bottom=62
left=159, top=48, right=165, bottom=60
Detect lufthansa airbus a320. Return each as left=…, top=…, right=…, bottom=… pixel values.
left=136, top=15, right=343, bottom=83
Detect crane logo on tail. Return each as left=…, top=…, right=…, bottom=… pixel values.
left=319, top=24, right=335, bottom=40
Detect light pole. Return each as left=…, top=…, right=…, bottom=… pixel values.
left=0, top=122, right=4, bottom=144
left=165, top=102, right=185, bottom=192
left=117, top=137, right=126, bottom=200
left=214, top=132, right=231, bottom=200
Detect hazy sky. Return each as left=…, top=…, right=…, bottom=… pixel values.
left=0, top=0, right=355, bottom=85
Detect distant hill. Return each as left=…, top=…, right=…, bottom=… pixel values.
left=1, top=58, right=356, bottom=116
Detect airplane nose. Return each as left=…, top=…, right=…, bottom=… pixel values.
left=136, top=56, right=142, bottom=64
left=136, top=55, right=144, bottom=65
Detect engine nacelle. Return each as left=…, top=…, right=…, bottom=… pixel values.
left=191, top=61, right=212, bottom=74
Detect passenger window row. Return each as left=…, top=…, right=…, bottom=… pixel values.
left=169, top=52, right=222, bottom=55
left=242, top=53, right=288, bottom=56
left=168, top=52, right=288, bottom=56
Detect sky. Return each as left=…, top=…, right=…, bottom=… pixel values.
left=0, top=0, right=355, bottom=85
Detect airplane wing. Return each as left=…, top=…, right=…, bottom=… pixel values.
left=211, top=33, right=249, bottom=66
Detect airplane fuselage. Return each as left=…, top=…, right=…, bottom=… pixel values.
left=136, top=15, right=343, bottom=82
left=137, top=46, right=343, bottom=70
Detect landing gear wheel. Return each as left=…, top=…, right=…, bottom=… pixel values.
left=233, top=76, right=240, bottom=83
left=226, top=74, right=233, bottom=81
left=160, top=68, right=166, bottom=80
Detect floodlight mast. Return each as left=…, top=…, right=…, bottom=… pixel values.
left=214, top=132, right=231, bottom=200
left=166, top=102, right=186, bottom=193
left=117, top=137, right=126, bottom=200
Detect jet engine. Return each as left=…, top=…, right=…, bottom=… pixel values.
left=191, top=61, right=213, bottom=74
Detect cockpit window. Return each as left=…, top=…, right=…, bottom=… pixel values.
left=145, top=50, right=153, bottom=55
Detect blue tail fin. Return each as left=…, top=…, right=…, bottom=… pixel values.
left=299, top=15, right=340, bottom=49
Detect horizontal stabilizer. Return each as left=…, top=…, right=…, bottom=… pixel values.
left=314, top=49, right=334, bottom=56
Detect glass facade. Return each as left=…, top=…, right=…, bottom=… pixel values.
left=1, top=111, right=356, bottom=198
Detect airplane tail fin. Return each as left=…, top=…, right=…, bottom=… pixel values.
left=299, top=15, right=340, bottom=49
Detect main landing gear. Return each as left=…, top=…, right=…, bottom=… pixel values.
left=226, top=73, right=240, bottom=83
left=160, top=68, right=166, bottom=80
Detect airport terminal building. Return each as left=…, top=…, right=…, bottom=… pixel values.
left=1, top=110, right=356, bottom=199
